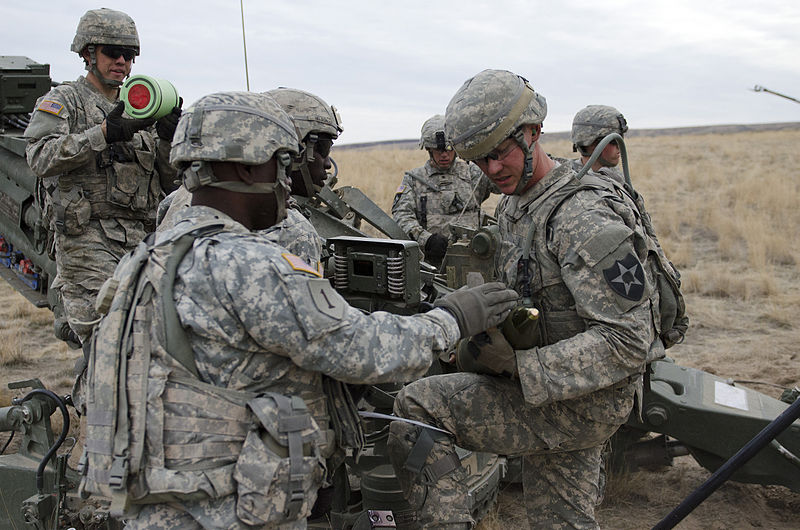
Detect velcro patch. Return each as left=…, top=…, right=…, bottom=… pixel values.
left=308, top=278, right=346, bottom=320
left=37, top=100, right=65, bottom=116
left=282, top=253, right=322, bottom=277
left=603, top=252, right=645, bottom=301
left=395, top=184, right=406, bottom=193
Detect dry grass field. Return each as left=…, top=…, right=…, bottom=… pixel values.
left=2, top=128, right=799, bottom=528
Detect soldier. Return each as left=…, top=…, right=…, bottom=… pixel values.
left=392, top=114, right=493, bottom=268
left=81, top=91, right=518, bottom=528
left=156, top=87, right=342, bottom=270
left=388, top=70, right=664, bottom=529
left=24, top=8, right=180, bottom=345
left=570, top=104, right=629, bottom=184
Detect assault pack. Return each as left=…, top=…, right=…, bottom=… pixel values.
left=78, top=218, right=326, bottom=523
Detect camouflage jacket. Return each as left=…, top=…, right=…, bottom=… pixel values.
left=161, top=206, right=459, bottom=459
left=392, top=159, right=492, bottom=247
left=156, top=185, right=323, bottom=270
left=495, top=162, right=658, bottom=424
left=24, top=76, right=175, bottom=232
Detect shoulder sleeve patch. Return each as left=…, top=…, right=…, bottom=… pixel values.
left=37, top=100, right=65, bottom=117
left=282, top=253, right=322, bottom=277
left=395, top=184, right=406, bottom=194
left=307, top=278, right=347, bottom=320
left=603, top=252, right=645, bottom=301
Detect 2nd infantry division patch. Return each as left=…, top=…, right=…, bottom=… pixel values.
left=603, top=253, right=645, bottom=301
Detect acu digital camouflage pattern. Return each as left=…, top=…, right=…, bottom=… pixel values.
left=70, top=8, right=140, bottom=54
left=157, top=185, right=324, bottom=269
left=170, top=91, right=298, bottom=168
left=444, top=69, right=547, bottom=161
left=391, top=161, right=660, bottom=529
left=266, top=88, right=343, bottom=141
left=103, top=205, right=461, bottom=527
left=24, top=75, right=174, bottom=341
left=571, top=104, right=628, bottom=148
left=418, top=114, right=450, bottom=150
left=392, top=159, right=492, bottom=248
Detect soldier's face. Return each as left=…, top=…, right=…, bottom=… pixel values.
left=596, top=140, right=621, bottom=167
left=474, top=135, right=526, bottom=195
left=93, top=45, right=132, bottom=83
left=290, top=135, right=334, bottom=196
left=429, top=148, right=456, bottom=170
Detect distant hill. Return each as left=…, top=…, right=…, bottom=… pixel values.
left=337, top=121, right=800, bottom=150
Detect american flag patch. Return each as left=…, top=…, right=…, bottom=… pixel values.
left=395, top=184, right=406, bottom=193
left=37, top=100, right=64, bottom=116
left=282, top=253, right=322, bottom=277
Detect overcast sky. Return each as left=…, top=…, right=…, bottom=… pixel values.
left=3, top=0, right=799, bottom=144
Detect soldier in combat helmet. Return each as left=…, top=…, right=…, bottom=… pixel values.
left=81, top=91, right=518, bottom=528
left=24, top=8, right=181, bottom=347
left=157, top=87, right=342, bottom=271
left=392, top=114, right=493, bottom=268
left=569, top=104, right=629, bottom=184
left=387, top=70, right=665, bottom=529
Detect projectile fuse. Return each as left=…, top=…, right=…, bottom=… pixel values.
left=501, top=306, right=541, bottom=350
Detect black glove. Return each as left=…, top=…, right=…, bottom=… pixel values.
left=455, top=328, right=518, bottom=378
left=105, top=101, right=155, bottom=143
left=434, top=281, right=519, bottom=338
left=156, top=98, right=183, bottom=142
left=424, top=232, right=449, bottom=260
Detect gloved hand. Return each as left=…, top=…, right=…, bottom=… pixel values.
left=156, top=98, right=183, bottom=142
left=105, top=101, right=155, bottom=143
left=424, top=233, right=449, bottom=261
left=455, top=328, right=518, bottom=378
left=434, top=281, right=519, bottom=338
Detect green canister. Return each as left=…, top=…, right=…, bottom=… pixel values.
left=120, top=74, right=179, bottom=120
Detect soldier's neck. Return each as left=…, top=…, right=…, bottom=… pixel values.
left=86, top=73, right=120, bottom=101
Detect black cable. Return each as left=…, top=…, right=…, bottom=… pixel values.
left=19, top=389, right=70, bottom=493
left=0, top=430, right=15, bottom=455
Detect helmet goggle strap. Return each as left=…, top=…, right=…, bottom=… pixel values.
left=182, top=152, right=293, bottom=222
left=86, top=44, right=125, bottom=88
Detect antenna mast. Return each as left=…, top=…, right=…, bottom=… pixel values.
left=240, top=0, right=250, bottom=91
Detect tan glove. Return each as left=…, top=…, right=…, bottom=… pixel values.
left=455, top=327, right=518, bottom=378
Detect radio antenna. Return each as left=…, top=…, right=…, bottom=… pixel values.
left=240, top=0, right=250, bottom=91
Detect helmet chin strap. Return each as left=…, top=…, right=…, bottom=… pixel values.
left=182, top=152, right=293, bottom=222
left=86, top=45, right=124, bottom=88
left=290, top=132, right=319, bottom=196
left=512, top=128, right=534, bottom=195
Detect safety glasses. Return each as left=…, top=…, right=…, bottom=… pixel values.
left=100, top=46, right=136, bottom=61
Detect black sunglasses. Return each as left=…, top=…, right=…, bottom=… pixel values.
left=100, top=45, right=136, bottom=61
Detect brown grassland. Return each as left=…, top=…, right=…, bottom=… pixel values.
left=2, top=129, right=799, bottom=528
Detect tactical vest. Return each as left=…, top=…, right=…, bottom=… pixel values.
left=79, top=219, right=326, bottom=523
left=44, top=82, right=162, bottom=235
left=511, top=172, right=686, bottom=352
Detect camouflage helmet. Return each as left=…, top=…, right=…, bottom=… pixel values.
left=70, top=8, right=140, bottom=55
left=170, top=91, right=298, bottom=167
left=445, top=69, right=547, bottom=161
left=266, top=88, right=342, bottom=142
left=419, top=114, right=452, bottom=151
left=571, top=105, right=628, bottom=149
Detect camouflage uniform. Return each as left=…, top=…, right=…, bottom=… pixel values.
left=157, top=185, right=323, bottom=270
left=23, top=12, right=175, bottom=342
left=392, top=159, right=491, bottom=248
left=390, top=71, right=659, bottom=529
left=123, top=205, right=461, bottom=529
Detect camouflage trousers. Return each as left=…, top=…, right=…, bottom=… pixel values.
left=123, top=494, right=306, bottom=529
left=53, top=219, right=148, bottom=342
left=389, top=373, right=630, bottom=529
